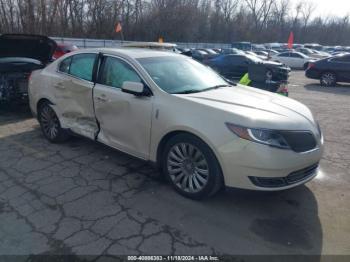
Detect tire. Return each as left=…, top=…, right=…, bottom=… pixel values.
left=320, top=72, right=336, bottom=87
left=162, top=134, right=224, bottom=200
left=38, top=102, right=70, bottom=143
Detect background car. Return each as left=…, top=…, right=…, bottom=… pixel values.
left=296, top=48, right=330, bottom=59
left=246, top=51, right=268, bottom=60
left=266, top=49, right=280, bottom=55
left=221, top=48, right=245, bottom=55
left=254, top=50, right=269, bottom=57
left=53, top=43, right=78, bottom=60
left=231, top=42, right=252, bottom=51
left=197, top=48, right=219, bottom=59
left=0, top=34, right=56, bottom=103
left=272, top=51, right=314, bottom=69
left=206, top=53, right=289, bottom=82
left=191, top=49, right=210, bottom=62
left=306, top=54, right=350, bottom=86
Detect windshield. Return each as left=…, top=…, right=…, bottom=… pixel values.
left=137, top=56, right=229, bottom=94
left=246, top=54, right=263, bottom=63
left=205, top=49, right=217, bottom=55
left=301, top=49, right=313, bottom=55
left=297, top=52, right=309, bottom=58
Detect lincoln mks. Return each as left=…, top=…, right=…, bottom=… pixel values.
left=29, top=48, right=324, bottom=199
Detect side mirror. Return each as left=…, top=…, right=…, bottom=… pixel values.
left=121, top=81, right=150, bottom=96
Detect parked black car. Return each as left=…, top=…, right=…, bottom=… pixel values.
left=191, top=49, right=210, bottom=62
left=206, top=54, right=290, bottom=82
left=197, top=48, right=219, bottom=59
left=0, top=34, right=56, bottom=103
left=305, top=54, right=350, bottom=86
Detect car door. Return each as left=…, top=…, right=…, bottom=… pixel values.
left=290, top=53, right=304, bottom=68
left=215, top=56, right=233, bottom=78
left=227, top=55, right=248, bottom=78
left=93, top=55, right=153, bottom=159
left=52, top=53, right=99, bottom=139
left=234, top=56, right=249, bottom=78
left=275, top=52, right=290, bottom=66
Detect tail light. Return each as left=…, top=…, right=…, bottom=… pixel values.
left=307, top=63, right=315, bottom=70
left=28, top=73, right=32, bottom=81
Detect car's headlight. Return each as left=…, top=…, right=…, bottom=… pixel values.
left=226, top=123, right=290, bottom=149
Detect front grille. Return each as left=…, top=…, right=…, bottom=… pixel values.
left=274, top=68, right=289, bottom=81
left=249, top=163, right=319, bottom=188
left=279, top=131, right=317, bottom=153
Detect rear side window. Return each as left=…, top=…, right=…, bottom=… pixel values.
left=332, top=55, right=350, bottom=63
left=291, top=53, right=302, bottom=58
left=99, top=57, right=142, bottom=89
left=59, top=57, right=72, bottom=73
left=69, top=54, right=97, bottom=81
left=279, top=53, right=290, bottom=57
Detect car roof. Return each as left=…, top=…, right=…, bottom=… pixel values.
left=71, top=47, right=180, bottom=59
left=121, top=42, right=177, bottom=49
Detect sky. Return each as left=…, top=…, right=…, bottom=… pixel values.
left=291, top=0, right=350, bottom=18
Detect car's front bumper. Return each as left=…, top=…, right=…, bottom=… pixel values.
left=217, top=137, right=324, bottom=191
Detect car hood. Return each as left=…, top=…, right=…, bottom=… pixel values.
left=0, top=34, right=57, bottom=64
left=178, top=85, right=317, bottom=130
left=260, top=60, right=282, bottom=66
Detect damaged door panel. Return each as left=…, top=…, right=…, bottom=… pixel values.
left=52, top=53, right=99, bottom=139
left=93, top=56, right=153, bottom=159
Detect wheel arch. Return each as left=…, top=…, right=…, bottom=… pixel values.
left=321, top=70, right=337, bottom=78
left=155, top=130, right=225, bottom=184
left=37, top=98, right=54, bottom=116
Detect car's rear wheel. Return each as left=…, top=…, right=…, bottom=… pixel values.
left=38, top=102, right=69, bottom=143
left=320, top=72, right=336, bottom=87
left=162, top=134, right=223, bottom=200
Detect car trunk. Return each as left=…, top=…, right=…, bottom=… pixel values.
left=0, top=34, right=56, bottom=102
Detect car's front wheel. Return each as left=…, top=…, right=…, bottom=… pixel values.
left=320, top=72, right=336, bottom=87
left=38, top=102, right=70, bottom=143
left=162, top=134, right=223, bottom=200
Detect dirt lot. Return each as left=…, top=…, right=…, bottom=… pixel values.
left=0, top=71, right=349, bottom=260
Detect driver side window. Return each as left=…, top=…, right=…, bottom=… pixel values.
left=99, top=57, right=142, bottom=89
left=279, top=53, right=290, bottom=57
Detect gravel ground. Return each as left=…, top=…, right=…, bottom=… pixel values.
left=0, top=71, right=349, bottom=260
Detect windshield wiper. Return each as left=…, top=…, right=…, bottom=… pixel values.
left=201, top=84, right=232, bottom=92
left=173, top=84, right=232, bottom=95
left=173, top=89, right=203, bottom=94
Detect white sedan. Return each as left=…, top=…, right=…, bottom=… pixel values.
left=272, top=51, right=314, bottom=69
left=28, top=48, right=324, bottom=199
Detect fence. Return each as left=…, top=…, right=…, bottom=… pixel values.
left=50, top=37, right=232, bottom=49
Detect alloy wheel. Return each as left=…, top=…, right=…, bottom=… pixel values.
left=321, top=73, right=335, bottom=86
left=40, top=105, right=59, bottom=140
left=167, top=143, right=209, bottom=193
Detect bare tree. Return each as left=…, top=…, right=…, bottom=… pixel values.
left=0, top=0, right=350, bottom=45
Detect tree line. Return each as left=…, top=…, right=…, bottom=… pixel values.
left=1, top=0, right=350, bottom=45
